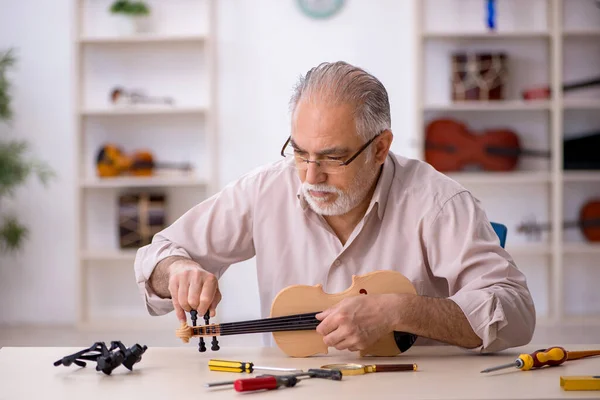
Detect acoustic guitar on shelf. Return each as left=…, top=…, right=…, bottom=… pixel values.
left=425, top=118, right=551, bottom=172
left=517, top=200, right=600, bottom=242
left=175, top=270, right=419, bottom=358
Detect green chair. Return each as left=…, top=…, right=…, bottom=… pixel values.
left=491, top=222, right=507, bottom=248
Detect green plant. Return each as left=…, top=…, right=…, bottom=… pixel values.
left=109, top=0, right=151, bottom=16
left=0, top=49, right=53, bottom=252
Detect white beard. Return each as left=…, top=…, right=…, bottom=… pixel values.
left=301, top=162, right=379, bottom=216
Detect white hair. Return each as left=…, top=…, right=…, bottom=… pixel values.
left=289, top=61, right=391, bottom=142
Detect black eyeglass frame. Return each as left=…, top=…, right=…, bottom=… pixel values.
left=280, top=132, right=383, bottom=169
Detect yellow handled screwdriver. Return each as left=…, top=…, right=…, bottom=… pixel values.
left=208, top=359, right=301, bottom=373
left=481, top=347, right=600, bottom=373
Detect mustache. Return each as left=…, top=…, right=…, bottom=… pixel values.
left=302, top=183, right=342, bottom=194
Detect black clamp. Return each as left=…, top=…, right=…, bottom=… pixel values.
left=53, top=341, right=147, bottom=375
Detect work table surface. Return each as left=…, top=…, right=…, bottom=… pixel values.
left=1, top=344, right=599, bottom=399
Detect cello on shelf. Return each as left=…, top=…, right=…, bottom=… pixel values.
left=175, top=270, right=419, bottom=358
left=425, top=118, right=551, bottom=172
left=517, top=200, right=600, bottom=242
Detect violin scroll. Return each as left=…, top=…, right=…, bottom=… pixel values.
left=176, top=322, right=193, bottom=343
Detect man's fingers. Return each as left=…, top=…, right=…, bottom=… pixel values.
left=169, top=281, right=186, bottom=322
left=187, top=278, right=202, bottom=311
left=316, top=313, right=339, bottom=337
left=323, top=328, right=348, bottom=349
left=198, top=275, right=218, bottom=316
left=178, top=277, right=190, bottom=311
left=209, top=288, right=222, bottom=317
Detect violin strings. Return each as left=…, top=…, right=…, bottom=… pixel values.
left=219, top=321, right=320, bottom=336
left=196, top=312, right=322, bottom=336
left=220, top=312, right=319, bottom=329
left=220, top=313, right=320, bottom=336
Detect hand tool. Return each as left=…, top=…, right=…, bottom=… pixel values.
left=321, top=362, right=417, bottom=376
left=234, top=375, right=299, bottom=392
left=205, top=368, right=342, bottom=388
left=208, top=358, right=300, bottom=373
left=481, top=347, right=600, bottom=373
left=560, top=376, right=600, bottom=391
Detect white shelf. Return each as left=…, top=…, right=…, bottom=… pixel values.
left=422, top=31, right=550, bottom=40
left=417, top=0, right=600, bottom=323
left=446, top=171, right=552, bottom=185
left=80, top=175, right=208, bottom=188
left=563, top=243, right=600, bottom=255
left=81, top=105, right=207, bottom=116
left=424, top=101, right=551, bottom=112
left=81, top=249, right=137, bottom=262
left=563, top=171, right=600, bottom=182
left=563, top=99, right=600, bottom=110
left=79, top=34, right=207, bottom=44
left=507, top=243, right=552, bottom=256
left=563, top=30, right=600, bottom=37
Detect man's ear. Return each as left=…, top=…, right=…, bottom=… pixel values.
left=375, top=130, right=393, bottom=164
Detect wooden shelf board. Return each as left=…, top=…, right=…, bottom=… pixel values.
left=424, top=101, right=551, bottom=111
left=80, top=175, right=207, bottom=188
left=563, top=243, right=600, bottom=255
left=446, top=171, right=552, bottom=185
left=81, top=106, right=207, bottom=116
left=422, top=31, right=550, bottom=39
left=79, top=34, right=207, bottom=44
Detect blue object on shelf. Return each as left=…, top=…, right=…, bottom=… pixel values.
left=491, top=222, right=507, bottom=248
left=487, top=0, right=496, bottom=30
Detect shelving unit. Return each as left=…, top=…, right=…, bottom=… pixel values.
left=416, top=0, right=600, bottom=325
left=74, top=0, right=218, bottom=330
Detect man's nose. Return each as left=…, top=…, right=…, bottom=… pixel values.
left=304, top=162, right=326, bottom=185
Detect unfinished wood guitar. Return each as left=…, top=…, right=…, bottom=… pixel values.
left=176, top=270, right=418, bottom=358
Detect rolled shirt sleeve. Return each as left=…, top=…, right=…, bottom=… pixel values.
left=133, top=170, right=260, bottom=316
left=424, top=191, right=537, bottom=353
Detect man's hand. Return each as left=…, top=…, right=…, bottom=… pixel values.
left=315, top=294, right=397, bottom=351
left=168, top=259, right=222, bottom=323
left=149, top=256, right=222, bottom=323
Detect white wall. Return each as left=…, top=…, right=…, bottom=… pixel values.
left=0, top=0, right=416, bottom=325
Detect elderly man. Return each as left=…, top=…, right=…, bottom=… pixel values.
left=134, top=61, right=536, bottom=354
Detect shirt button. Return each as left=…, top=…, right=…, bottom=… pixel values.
left=334, top=259, right=341, bottom=266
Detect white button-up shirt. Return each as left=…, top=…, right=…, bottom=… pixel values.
left=134, top=153, right=536, bottom=353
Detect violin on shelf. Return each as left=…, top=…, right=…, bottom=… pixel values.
left=175, top=270, right=419, bottom=358
left=96, top=144, right=192, bottom=178
left=521, top=75, right=600, bottom=100
left=517, top=200, right=600, bottom=242
left=424, top=118, right=551, bottom=172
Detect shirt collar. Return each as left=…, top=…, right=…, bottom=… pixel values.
left=295, top=153, right=395, bottom=219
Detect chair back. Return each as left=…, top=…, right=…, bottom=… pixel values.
left=491, top=222, right=508, bottom=248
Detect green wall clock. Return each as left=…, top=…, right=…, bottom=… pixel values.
left=297, top=0, right=345, bottom=19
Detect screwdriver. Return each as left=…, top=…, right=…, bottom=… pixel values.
left=481, top=346, right=600, bottom=373
left=234, top=375, right=299, bottom=392
left=206, top=375, right=300, bottom=392
left=208, top=358, right=300, bottom=373
left=205, top=368, right=342, bottom=388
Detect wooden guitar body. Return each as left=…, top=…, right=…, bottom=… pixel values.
left=270, top=270, right=417, bottom=358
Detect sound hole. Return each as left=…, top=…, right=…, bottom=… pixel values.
left=359, top=289, right=367, bottom=294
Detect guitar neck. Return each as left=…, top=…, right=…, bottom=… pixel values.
left=191, top=312, right=321, bottom=337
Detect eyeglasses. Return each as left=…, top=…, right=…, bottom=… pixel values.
left=280, top=132, right=381, bottom=174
